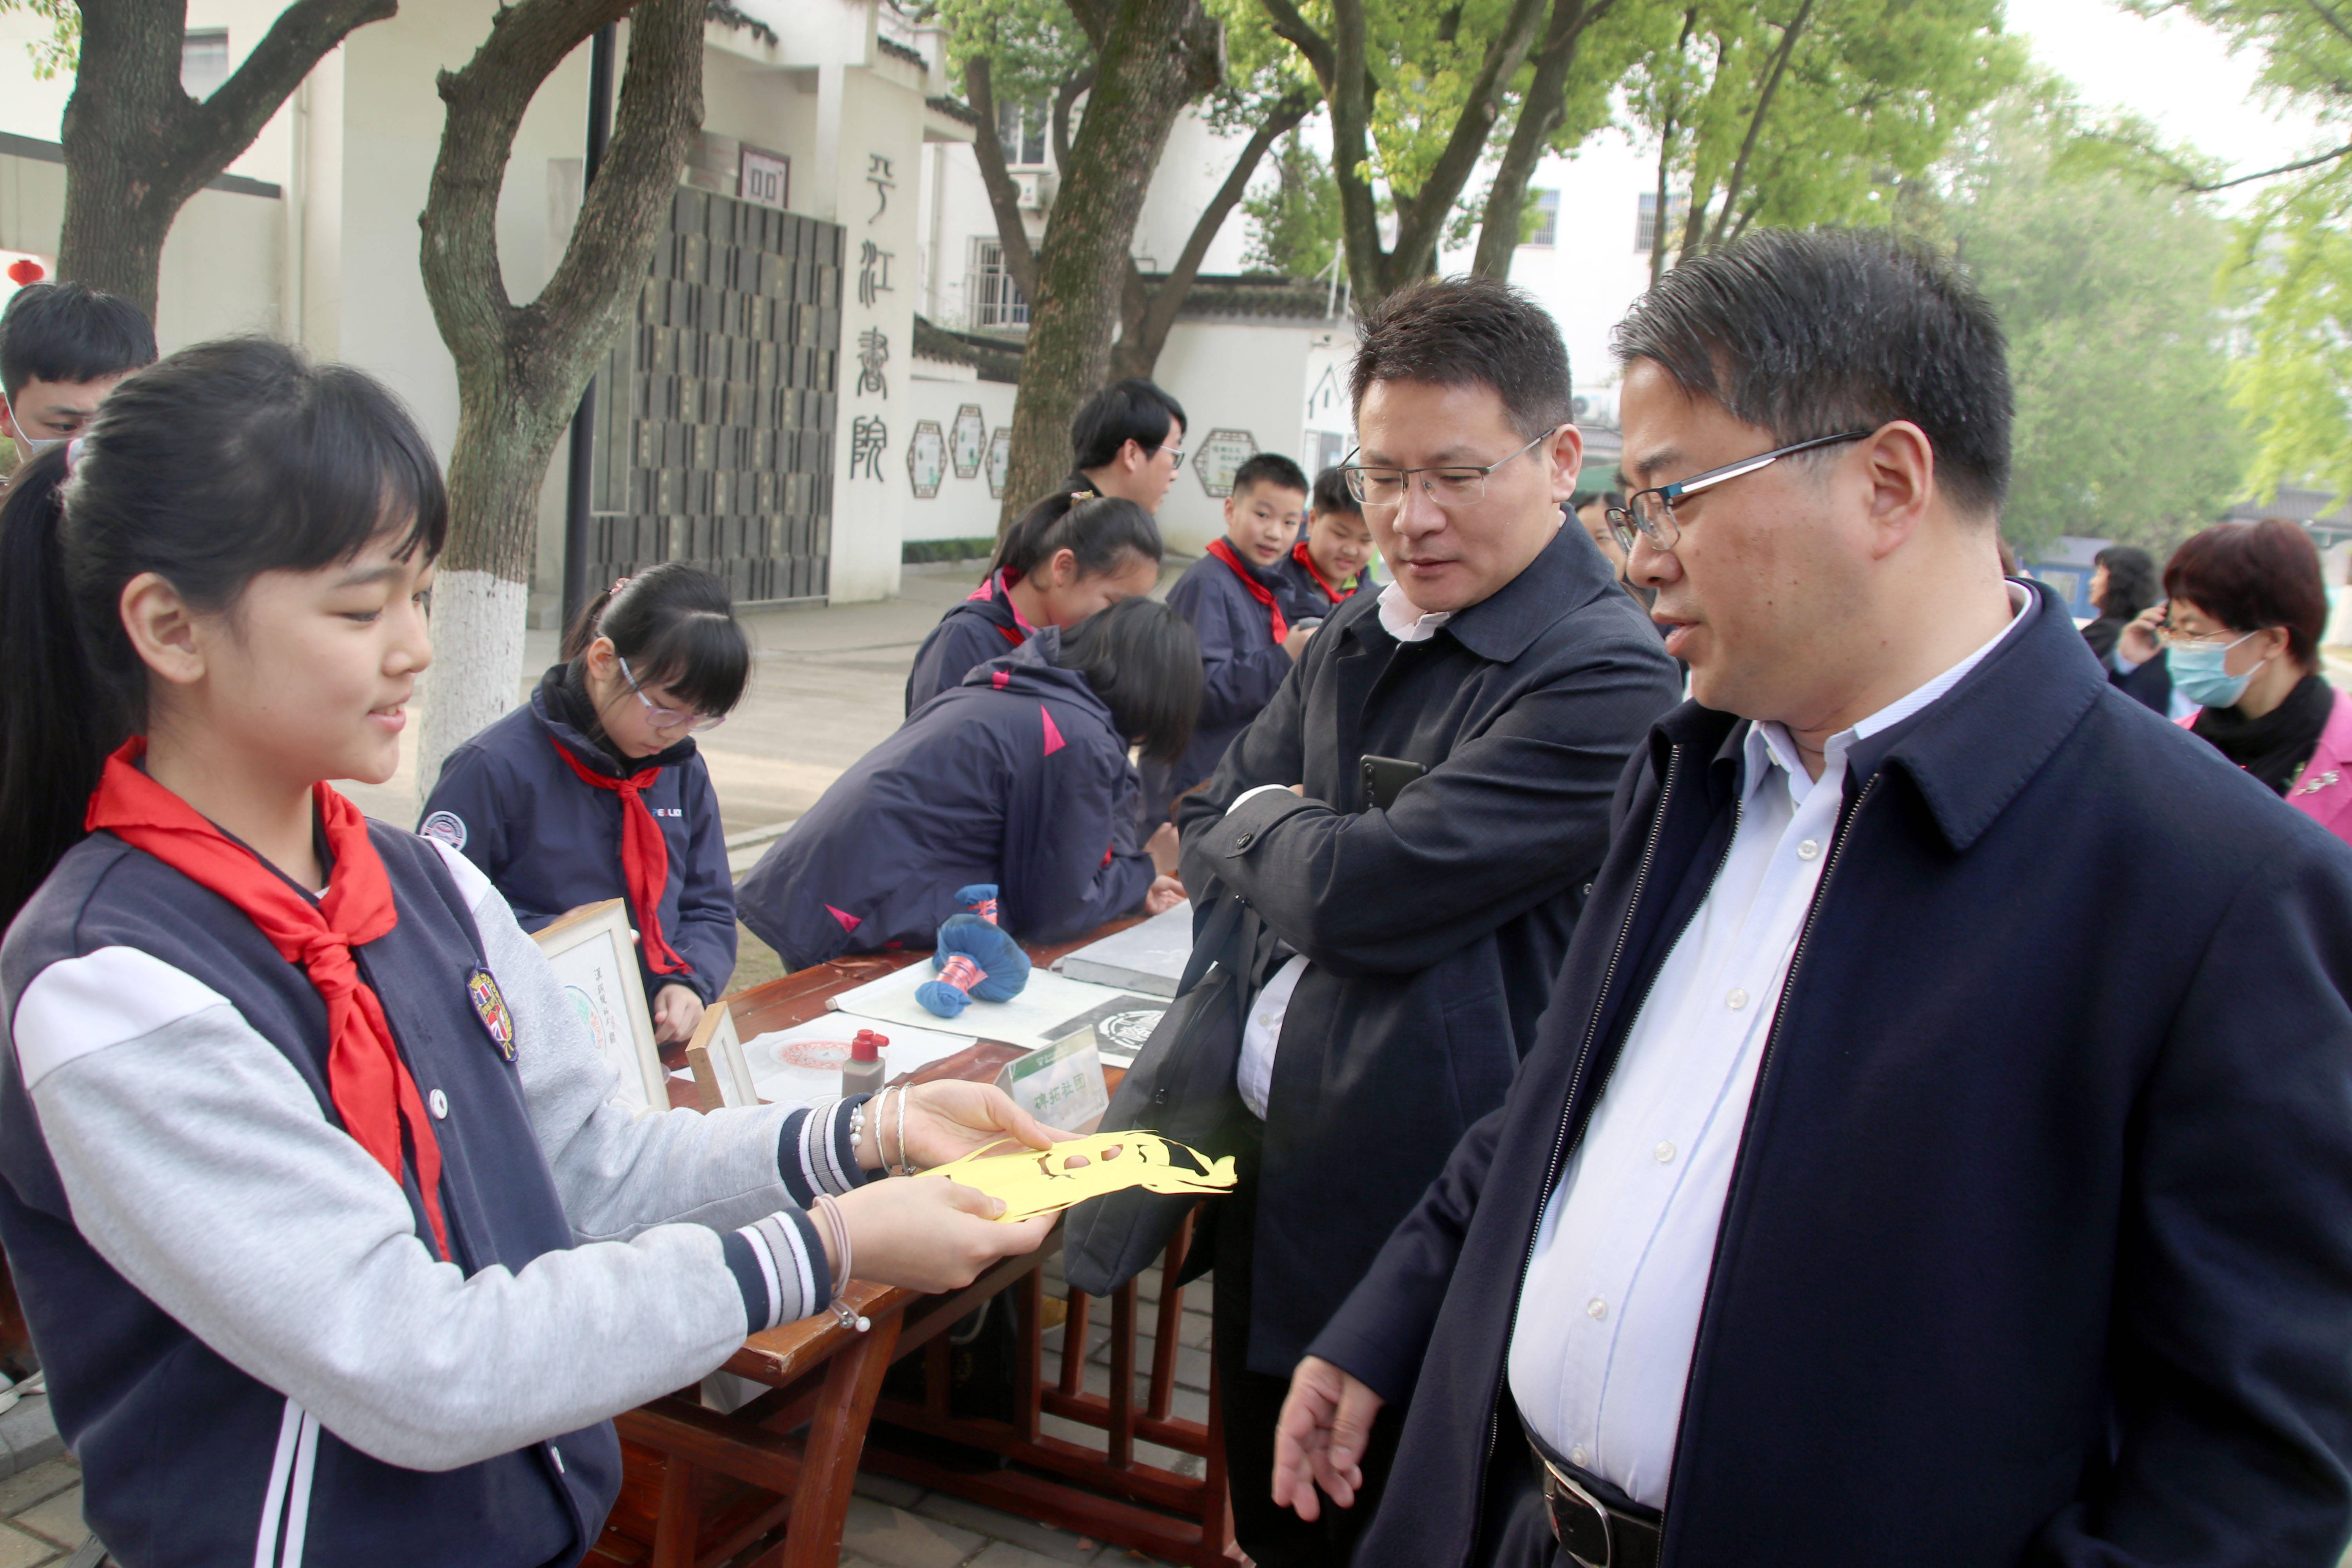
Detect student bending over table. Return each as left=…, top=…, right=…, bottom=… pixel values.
left=0, top=339, right=1061, bottom=1568
left=741, top=596, right=1198, bottom=969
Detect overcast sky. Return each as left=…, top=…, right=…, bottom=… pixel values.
left=2009, top=0, right=2333, bottom=203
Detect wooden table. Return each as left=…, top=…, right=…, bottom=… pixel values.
left=591, top=930, right=1232, bottom=1568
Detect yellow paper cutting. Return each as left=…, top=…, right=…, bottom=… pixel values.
left=918, top=1132, right=1237, bottom=1223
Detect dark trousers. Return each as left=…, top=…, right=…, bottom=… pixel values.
left=1212, top=1131, right=1402, bottom=1568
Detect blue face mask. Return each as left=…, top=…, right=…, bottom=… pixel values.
left=2, top=393, right=61, bottom=466
left=2166, top=630, right=2266, bottom=709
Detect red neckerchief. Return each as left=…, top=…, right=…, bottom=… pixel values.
left=85, top=739, right=450, bottom=1258
left=550, top=740, right=694, bottom=978
left=965, top=570, right=1035, bottom=647
left=1292, top=539, right=1354, bottom=604
left=1206, top=539, right=1289, bottom=643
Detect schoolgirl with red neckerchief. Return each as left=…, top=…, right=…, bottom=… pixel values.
left=420, top=564, right=742, bottom=1047
left=902, top=490, right=1163, bottom=715
left=0, top=339, right=1057, bottom=1566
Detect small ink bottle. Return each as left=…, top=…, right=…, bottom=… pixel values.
left=842, top=1029, right=888, bottom=1098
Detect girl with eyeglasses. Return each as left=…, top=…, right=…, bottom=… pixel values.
left=420, top=562, right=748, bottom=1045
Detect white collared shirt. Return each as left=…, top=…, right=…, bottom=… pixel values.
left=1232, top=583, right=1454, bottom=1117
left=1509, top=584, right=2034, bottom=1506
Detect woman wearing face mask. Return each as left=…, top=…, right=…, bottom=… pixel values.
left=2119, top=519, right=2352, bottom=842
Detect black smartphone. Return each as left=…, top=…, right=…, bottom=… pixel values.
left=1360, top=754, right=1427, bottom=812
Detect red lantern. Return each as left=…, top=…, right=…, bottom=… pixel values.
left=4, top=258, right=44, bottom=287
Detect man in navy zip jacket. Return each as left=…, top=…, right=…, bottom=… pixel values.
left=1273, top=230, right=2352, bottom=1567
left=421, top=664, right=735, bottom=1011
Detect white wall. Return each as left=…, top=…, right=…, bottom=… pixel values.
left=1441, top=132, right=1666, bottom=410
left=1130, top=111, right=1258, bottom=277
left=1147, top=315, right=1339, bottom=555
left=903, top=365, right=1015, bottom=541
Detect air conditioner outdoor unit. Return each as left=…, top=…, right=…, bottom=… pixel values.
left=1016, top=171, right=1059, bottom=212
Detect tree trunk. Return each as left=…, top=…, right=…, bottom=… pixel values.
left=996, top=0, right=1223, bottom=531
left=57, top=0, right=397, bottom=318
left=1697, top=0, right=1814, bottom=252
left=962, top=55, right=1041, bottom=305
left=1109, top=89, right=1310, bottom=381
left=1262, top=0, right=1546, bottom=309
left=414, top=0, right=702, bottom=798
left=1471, top=0, right=1606, bottom=281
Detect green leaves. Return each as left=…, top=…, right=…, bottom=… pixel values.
left=0, top=0, right=79, bottom=79
left=1933, top=97, right=2248, bottom=554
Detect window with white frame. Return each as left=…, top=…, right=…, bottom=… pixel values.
left=182, top=29, right=230, bottom=100
left=971, top=238, right=1029, bottom=328
left=997, top=100, right=1046, bottom=168
left=1525, top=189, right=1560, bottom=248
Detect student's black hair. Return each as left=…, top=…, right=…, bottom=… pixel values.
left=0, top=336, right=445, bottom=927
left=989, top=490, right=1163, bottom=583
left=1568, top=489, right=1598, bottom=512
left=1312, top=466, right=1361, bottom=517
left=562, top=561, right=750, bottom=719
left=1, top=281, right=158, bottom=401
left=1052, top=597, right=1201, bottom=765
left=1612, top=227, right=2013, bottom=519
left=1070, top=379, right=1187, bottom=470
left=1350, top=274, right=1572, bottom=441
left=2094, top=544, right=2160, bottom=621
left=1231, top=453, right=1308, bottom=500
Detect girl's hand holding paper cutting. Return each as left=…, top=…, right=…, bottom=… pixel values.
left=851, top=1080, right=1074, bottom=1174
left=823, top=1178, right=1057, bottom=1294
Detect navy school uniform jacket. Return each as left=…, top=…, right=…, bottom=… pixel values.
left=1147, top=548, right=1300, bottom=817
left=1274, top=541, right=1374, bottom=622
left=419, top=665, right=735, bottom=1004
left=1309, top=583, right=2352, bottom=1567
left=905, top=571, right=1031, bottom=715
left=0, top=818, right=861, bottom=1568
left=738, top=631, right=1154, bottom=968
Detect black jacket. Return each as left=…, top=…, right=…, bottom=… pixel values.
left=1310, top=582, right=2352, bottom=1567
left=1176, top=523, right=1681, bottom=1374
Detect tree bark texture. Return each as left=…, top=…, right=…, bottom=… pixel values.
left=414, top=0, right=703, bottom=795
left=996, top=0, right=1223, bottom=531
left=961, top=55, right=1042, bottom=305
left=1110, top=88, right=1312, bottom=381
left=56, top=0, right=397, bottom=319
left=1471, top=0, right=1615, bottom=280
left=1260, top=0, right=1546, bottom=308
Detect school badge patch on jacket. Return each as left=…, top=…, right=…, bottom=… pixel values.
left=467, top=966, right=516, bottom=1060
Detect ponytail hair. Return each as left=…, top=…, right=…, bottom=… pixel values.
left=1053, top=597, right=1201, bottom=765
left=562, top=561, right=750, bottom=719
left=0, top=336, right=446, bottom=928
left=990, top=491, right=1163, bottom=584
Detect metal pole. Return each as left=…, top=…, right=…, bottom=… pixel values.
left=560, top=23, right=619, bottom=633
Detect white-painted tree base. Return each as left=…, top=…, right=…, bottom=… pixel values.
left=417, top=569, right=530, bottom=808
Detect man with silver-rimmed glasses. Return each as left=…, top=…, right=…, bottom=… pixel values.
left=1161, top=274, right=1680, bottom=1568
left=1275, top=228, right=2352, bottom=1568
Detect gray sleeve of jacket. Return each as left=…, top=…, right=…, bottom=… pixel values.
left=4, top=849, right=852, bottom=1474
left=430, top=842, right=845, bottom=1239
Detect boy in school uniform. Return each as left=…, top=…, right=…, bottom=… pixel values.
left=1143, top=454, right=1316, bottom=823
left=1281, top=465, right=1380, bottom=616
left=1, top=280, right=155, bottom=471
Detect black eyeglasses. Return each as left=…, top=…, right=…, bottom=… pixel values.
left=1606, top=430, right=1875, bottom=555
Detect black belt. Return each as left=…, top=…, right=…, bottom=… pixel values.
left=1525, top=1433, right=1663, bottom=1568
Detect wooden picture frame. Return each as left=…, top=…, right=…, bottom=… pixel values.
left=686, top=1002, right=760, bottom=1111
left=532, top=898, right=670, bottom=1114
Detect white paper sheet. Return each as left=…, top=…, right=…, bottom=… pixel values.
left=826, top=962, right=1167, bottom=1056
left=739, top=1012, right=979, bottom=1108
